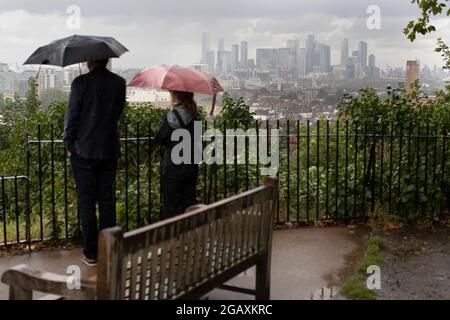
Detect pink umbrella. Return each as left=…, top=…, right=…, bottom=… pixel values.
left=128, top=65, right=223, bottom=114
left=128, top=65, right=224, bottom=95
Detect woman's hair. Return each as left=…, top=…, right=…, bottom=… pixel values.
left=171, top=91, right=198, bottom=114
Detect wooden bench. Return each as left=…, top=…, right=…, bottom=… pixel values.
left=1, top=178, right=278, bottom=300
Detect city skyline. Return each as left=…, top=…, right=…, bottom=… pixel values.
left=0, top=0, right=448, bottom=70
left=195, top=32, right=426, bottom=82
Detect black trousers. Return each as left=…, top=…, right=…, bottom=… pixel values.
left=71, top=154, right=117, bottom=259
left=160, top=166, right=198, bottom=218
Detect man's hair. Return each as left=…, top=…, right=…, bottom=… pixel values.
left=91, top=58, right=109, bottom=68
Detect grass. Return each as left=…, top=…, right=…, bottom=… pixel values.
left=341, top=235, right=386, bottom=300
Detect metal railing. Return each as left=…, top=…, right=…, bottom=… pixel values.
left=0, top=120, right=448, bottom=247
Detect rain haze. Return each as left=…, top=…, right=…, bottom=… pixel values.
left=0, top=0, right=449, bottom=69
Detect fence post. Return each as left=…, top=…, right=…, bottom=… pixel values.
left=25, top=131, right=31, bottom=248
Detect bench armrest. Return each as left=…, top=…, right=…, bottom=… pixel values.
left=1, top=264, right=96, bottom=300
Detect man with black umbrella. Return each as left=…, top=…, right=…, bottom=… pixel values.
left=64, top=58, right=126, bottom=267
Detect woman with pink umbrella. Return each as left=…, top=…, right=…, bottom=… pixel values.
left=128, top=65, right=223, bottom=217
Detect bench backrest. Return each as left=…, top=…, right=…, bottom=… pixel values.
left=96, top=178, right=278, bottom=300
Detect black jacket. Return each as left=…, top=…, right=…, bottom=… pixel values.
left=156, top=105, right=200, bottom=180
left=63, top=67, right=126, bottom=159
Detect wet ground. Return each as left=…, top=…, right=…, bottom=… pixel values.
left=0, top=227, right=368, bottom=300
left=377, top=225, right=450, bottom=300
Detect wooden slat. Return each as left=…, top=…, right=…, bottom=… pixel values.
left=175, top=218, right=187, bottom=293
left=214, top=217, right=224, bottom=273
left=120, top=256, right=130, bottom=299
left=167, top=221, right=178, bottom=298
left=184, top=225, right=194, bottom=289
left=206, top=220, right=217, bottom=277
left=220, top=214, right=230, bottom=272
left=158, top=226, right=169, bottom=299
left=199, top=216, right=209, bottom=279
left=129, top=250, right=140, bottom=299
left=138, top=247, right=150, bottom=300
left=227, top=213, right=236, bottom=266
left=192, top=217, right=202, bottom=285
left=149, top=231, right=159, bottom=300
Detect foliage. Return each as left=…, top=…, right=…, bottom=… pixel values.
left=338, top=83, right=450, bottom=129
left=39, top=88, right=70, bottom=110
left=404, top=0, right=449, bottom=41
left=404, top=0, right=450, bottom=69
left=215, top=93, right=255, bottom=129
left=24, top=77, right=40, bottom=117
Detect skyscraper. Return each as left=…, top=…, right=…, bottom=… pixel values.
left=275, top=48, right=290, bottom=70
left=305, top=34, right=316, bottom=74
left=217, top=50, right=231, bottom=75
left=201, top=32, right=210, bottom=64
left=358, top=41, right=368, bottom=68
left=368, top=54, right=379, bottom=79
left=318, top=44, right=331, bottom=73
left=207, top=50, right=216, bottom=74
left=368, top=54, right=376, bottom=68
left=297, top=48, right=306, bottom=78
left=341, top=38, right=349, bottom=66
left=287, top=39, right=300, bottom=71
left=231, top=44, right=240, bottom=71
left=240, top=41, right=248, bottom=69
left=256, top=48, right=275, bottom=70
left=406, top=60, right=420, bottom=92
left=218, top=37, right=225, bottom=52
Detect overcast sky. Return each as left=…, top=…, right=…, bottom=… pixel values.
left=0, top=0, right=449, bottom=70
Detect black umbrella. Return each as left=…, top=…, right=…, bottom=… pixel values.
left=23, top=35, right=128, bottom=67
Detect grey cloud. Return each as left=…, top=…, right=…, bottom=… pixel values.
left=0, top=0, right=445, bottom=69
left=0, top=0, right=421, bottom=19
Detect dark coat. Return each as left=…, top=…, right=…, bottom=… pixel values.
left=156, top=105, right=200, bottom=180
left=63, top=67, right=126, bottom=159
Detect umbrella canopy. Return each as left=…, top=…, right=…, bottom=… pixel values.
left=128, top=65, right=224, bottom=96
left=23, top=35, right=128, bottom=67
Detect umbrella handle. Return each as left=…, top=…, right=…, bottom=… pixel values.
left=210, top=94, right=217, bottom=116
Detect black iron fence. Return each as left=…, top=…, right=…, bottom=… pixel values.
left=0, top=120, right=448, bottom=247
left=0, top=176, right=31, bottom=246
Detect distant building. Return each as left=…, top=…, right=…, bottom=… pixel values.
left=275, top=48, right=290, bottom=70
left=317, top=44, right=331, bottom=73
left=297, top=48, right=306, bottom=78
left=240, top=41, right=248, bottom=69
left=368, top=54, right=376, bottom=68
left=191, top=63, right=209, bottom=73
left=305, top=34, right=316, bottom=74
left=37, top=68, right=64, bottom=94
left=341, top=39, right=349, bottom=66
left=0, top=62, right=15, bottom=97
left=207, top=50, right=215, bottom=74
left=358, top=41, right=368, bottom=68
left=201, top=32, right=210, bottom=64
left=406, top=60, right=420, bottom=92
left=256, top=48, right=275, bottom=71
left=217, top=50, right=231, bottom=75
left=367, top=54, right=380, bottom=80
left=286, top=39, right=299, bottom=68
left=127, top=88, right=171, bottom=108
left=218, top=37, right=225, bottom=52
left=231, top=44, right=240, bottom=72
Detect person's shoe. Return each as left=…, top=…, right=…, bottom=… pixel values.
left=81, top=255, right=97, bottom=267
